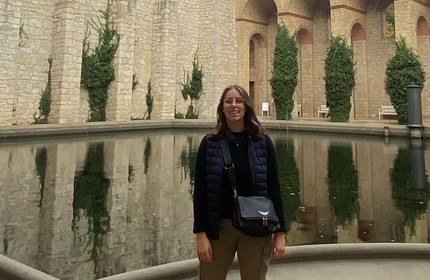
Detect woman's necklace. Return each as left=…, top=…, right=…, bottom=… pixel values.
left=234, top=134, right=244, bottom=146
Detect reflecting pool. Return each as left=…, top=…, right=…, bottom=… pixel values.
left=1, top=128, right=429, bottom=279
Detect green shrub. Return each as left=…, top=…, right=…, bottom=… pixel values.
left=385, top=37, right=426, bottom=124
left=34, top=56, right=53, bottom=124
left=180, top=50, right=203, bottom=119
left=324, top=36, right=356, bottom=122
left=81, top=1, right=119, bottom=122
left=270, top=23, right=298, bottom=120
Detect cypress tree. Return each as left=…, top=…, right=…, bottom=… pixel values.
left=269, top=23, right=298, bottom=120
left=385, top=37, right=425, bottom=125
left=324, top=36, right=356, bottom=122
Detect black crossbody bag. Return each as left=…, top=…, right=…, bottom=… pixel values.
left=220, top=137, right=280, bottom=237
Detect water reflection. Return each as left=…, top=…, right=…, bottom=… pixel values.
left=35, top=148, right=47, bottom=208
left=1, top=129, right=430, bottom=279
left=390, top=139, right=430, bottom=237
left=327, top=143, right=359, bottom=226
left=179, top=136, right=198, bottom=194
left=72, top=143, right=111, bottom=277
left=275, top=138, right=300, bottom=232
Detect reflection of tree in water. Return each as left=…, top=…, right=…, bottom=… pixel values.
left=390, top=148, right=430, bottom=234
left=144, top=138, right=151, bottom=174
left=35, top=147, right=47, bottom=208
left=275, top=138, right=300, bottom=232
left=327, top=143, right=359, bottom=226
left=180, top=136, right=198, bottom=194
left=72, top=142, right=110, bottom=277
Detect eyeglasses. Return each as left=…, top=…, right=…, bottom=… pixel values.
left=224, top=97, right=245, bottom=105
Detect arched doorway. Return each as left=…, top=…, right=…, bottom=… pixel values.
left=249, top=33, right=268, bottom=115
left=296, top=27, right=313, bottom=118
left=237, top=0, right=278, bottom=117
left=351, top=22, right=368, bottom=119
left=417, top=15, right=430, bottom=120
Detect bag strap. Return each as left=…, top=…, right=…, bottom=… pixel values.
left=220, top=137, right=238, bottom=198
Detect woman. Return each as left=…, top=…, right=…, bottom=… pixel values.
left=193, top=84, right=286, bottom=280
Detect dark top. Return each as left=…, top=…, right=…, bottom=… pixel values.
left=193, top=130, right=287, bottom=234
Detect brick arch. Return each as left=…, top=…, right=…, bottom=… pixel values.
left=417, top=16, right=430, bottom=36
left=248, top=32, right=267, bottom=48
left=376, top=0, right=394, bottom=12
left=239, top=0, right=278, bottom=23
left=297, top=27, right=313, bottom=45
left=351, top=22, right=366, bottom=41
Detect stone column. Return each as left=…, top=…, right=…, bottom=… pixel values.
left=50, top=0, right=86, bottom=124
left=298, top=40, right=314, bottom=118
left=329, top=5, right=351, bottom=40
left=102, top=139, right=130, bottom=275
left=38, top=144, right=77, bottom=277
left=152, top=1, right=178, bottom=119
left=199, top=0, right=237, bottom=119
left=352, top=31, right=368, bottom=119
left=106, top=0, right=136, bottom=121
left=0, top=0, right=22, bottom=125
left=394, top=0, right=416, bottom=49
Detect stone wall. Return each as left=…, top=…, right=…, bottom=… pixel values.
left=1, top=0, right=430, bottom=125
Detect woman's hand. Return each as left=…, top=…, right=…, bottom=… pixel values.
left=196, top=232, right=213, bottom=263
left=271, top=232, right=286, bottom=260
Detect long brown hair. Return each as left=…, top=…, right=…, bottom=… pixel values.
left=207, top=84, right=266, bottom=138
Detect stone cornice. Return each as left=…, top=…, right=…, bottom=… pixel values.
left=413, top=0, right=430, bottom=8
left=235, top=18, right=268, bottom=26
left=277, top=11, right=313, bottom=21
left=331, top=5, right=367, bottom=15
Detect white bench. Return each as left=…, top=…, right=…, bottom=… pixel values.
left=317, top=105, right=329, bottom=118
left=297, top=104, right=302, bottom=117
left=262, top=102, right=269, bottom=116
left=379, top=105, right=397, bottom=120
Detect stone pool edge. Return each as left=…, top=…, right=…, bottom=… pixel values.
left=0, top=119, right=413, bottom=140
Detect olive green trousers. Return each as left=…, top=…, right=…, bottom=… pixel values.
left=198, top=219, right=272, bottom=280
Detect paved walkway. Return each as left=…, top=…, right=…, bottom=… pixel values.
left=96, top=243, right=430, bottom=280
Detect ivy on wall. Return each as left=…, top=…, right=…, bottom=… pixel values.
left=81, top=1, right=120, bottom=122
left=179, top=50, right=203, bottom=119
left=270, top=23, right=298, bottom=120
left=145, top=79, right=154, bottom=119
left=34, top=56, right=53, bottom=124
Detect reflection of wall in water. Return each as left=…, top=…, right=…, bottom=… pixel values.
left=0, top=146, right=41, bottom=268
left=0, top=132, right=201, bottom=279
left=270, top=133, right=430, bottom=245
